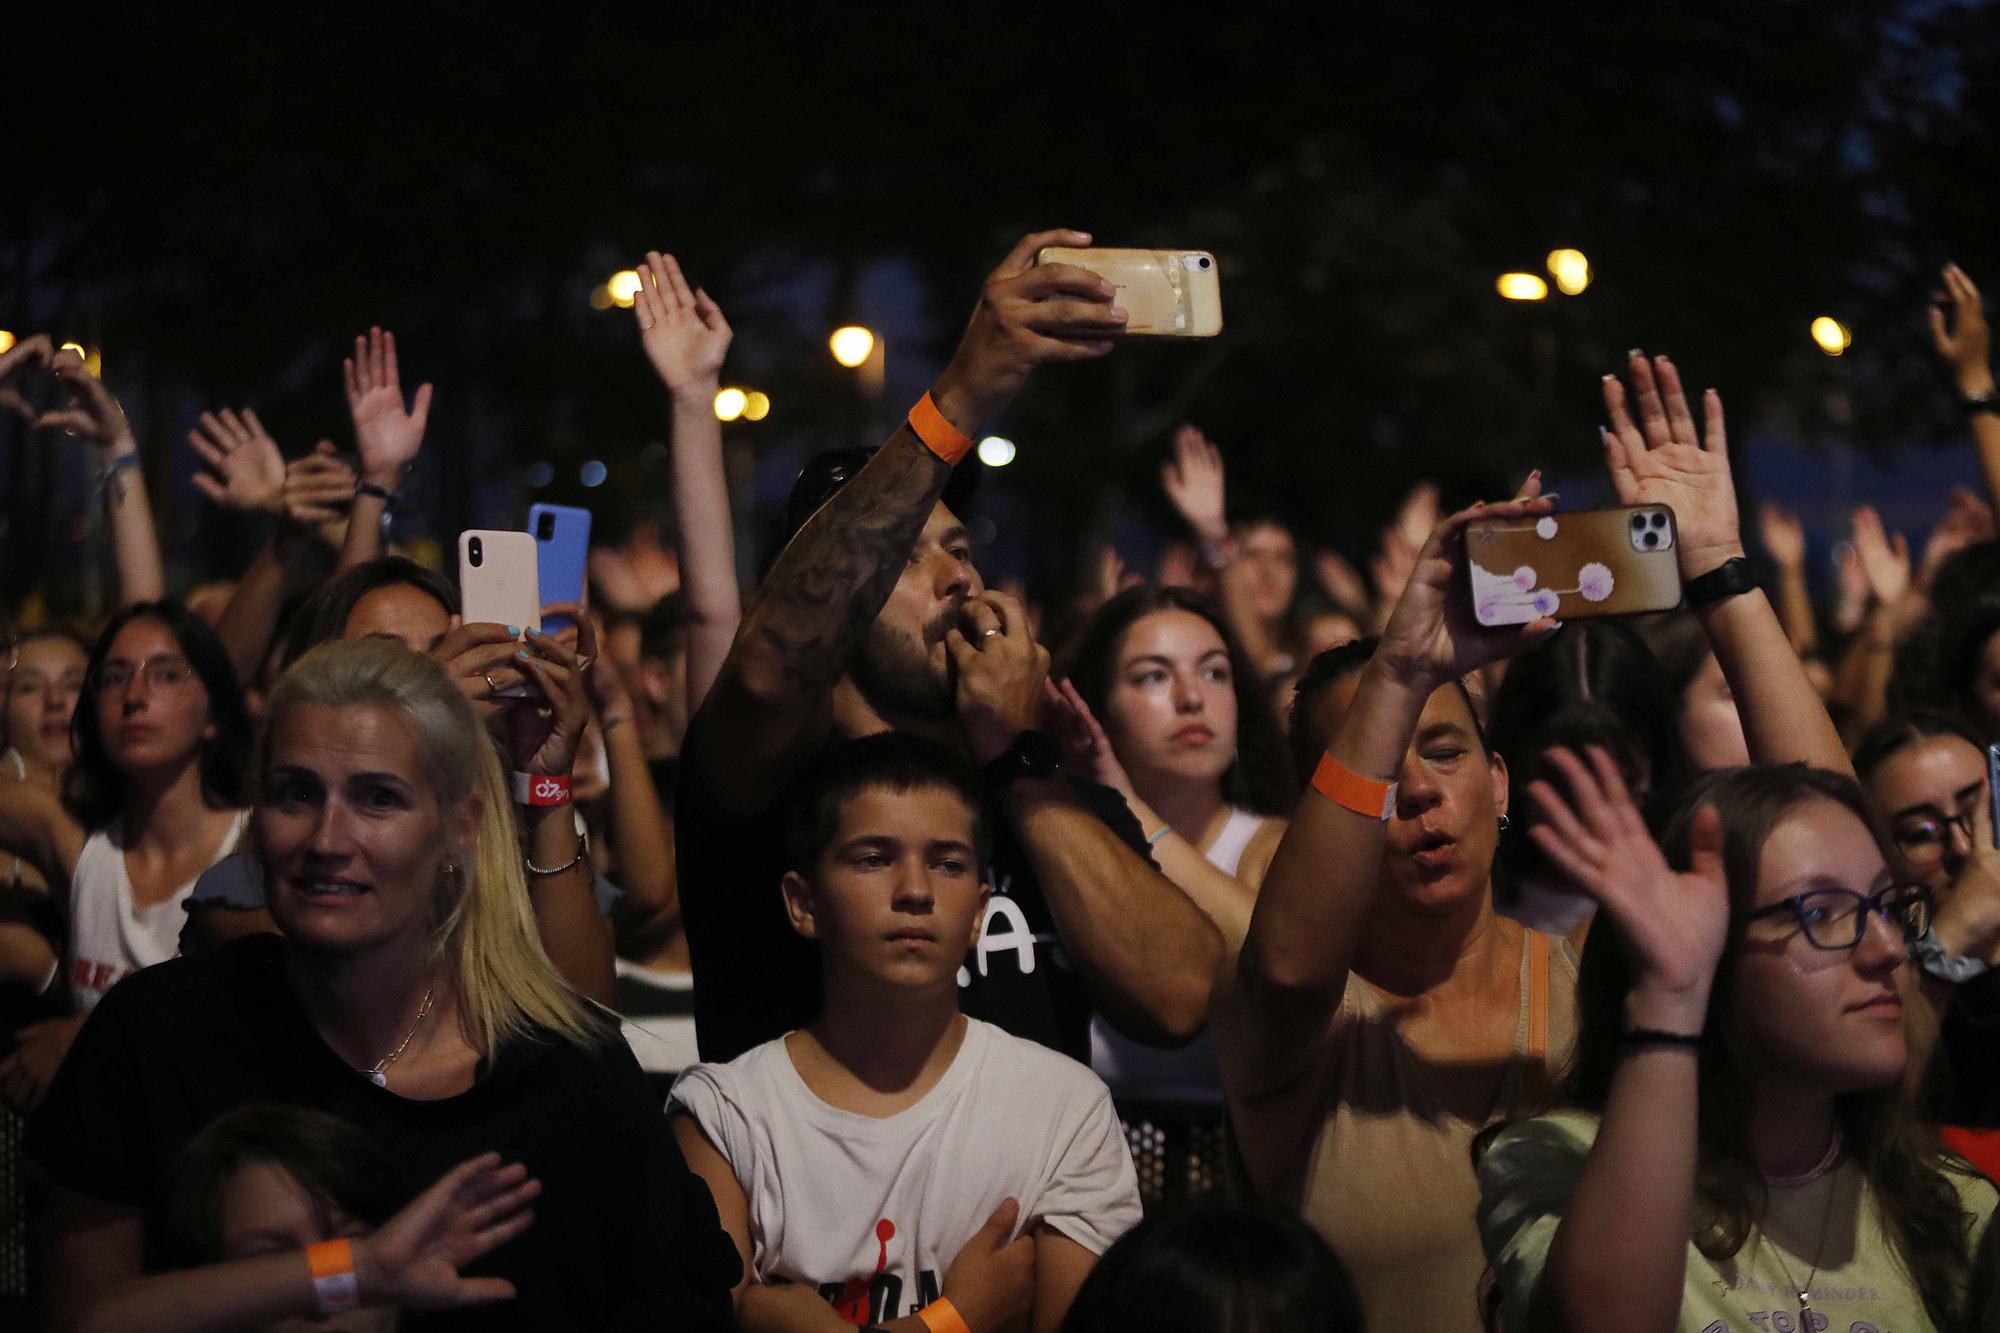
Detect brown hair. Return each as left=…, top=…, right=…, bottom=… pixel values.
left=1567, top=765, right=1981, bottom=1325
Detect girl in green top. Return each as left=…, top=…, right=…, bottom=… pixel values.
left=1478, top=755, right=1996, bottom=1331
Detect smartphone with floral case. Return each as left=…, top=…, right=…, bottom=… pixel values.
left=1466, top=505, right=1683, bottom=626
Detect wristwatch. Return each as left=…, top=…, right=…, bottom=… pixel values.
left=1912, top=928, right=1992, bottom=984
left=980, top=729, right=1061, bottom=790
left=1961, top=391, right=2000, bottom=417
left=1684, top=556, right=1758, bottom=609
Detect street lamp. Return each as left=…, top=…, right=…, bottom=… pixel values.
left=714, top=387, right=749, bottom=422
left=742, top=391, right=771, bottom=422
left=977, top=436, right=1017, bottom=468
left=1496, top=273, right=1549, bottom=301
left=829, top=326, right=876, bottom=368
left=607, top=271, right=643, bottom=309
left=1811, top=316, right=1851, bottom=357
left=1546, top=249, right=1591, bottom=296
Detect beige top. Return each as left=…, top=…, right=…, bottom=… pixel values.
left=1241, top=926, right=1579, bottom=1333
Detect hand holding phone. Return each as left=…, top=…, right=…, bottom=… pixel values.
left=458, top=530, right=540, bottom=698
left=528, top=504, right=591, bottom=633
left=1468, top=505, right=1684, bottom=627
left=1034, top=247, right=1222, bottom=338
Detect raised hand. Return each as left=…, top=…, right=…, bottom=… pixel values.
left=633, top=251, right=733, bottom=397
left=352, top=1152, right=539, bottom=1310
left=1043, top=678, right=1136, bottom=798
left=1311, top=548, right=1372, bottom=615
left=190, top=408, right=286, bottom=515
left=1160, top=424, right=1228, bottom=544
left=930, top=229, right=1127, bottom=435
left=1527, top=746, right=1728, bottom=1025
left=1849, top=505, right=1911, bottom=608
left=1918, top=486, right=1996, bottom=591
left=948, top=590, right=1053, bottom=766
left=0, top=333, right=53, bottom=422
left=506, top=614, right=595, bottom=779
left=1832, top=541, right=1870, bottom=635
left=343, top=327, right=432, bottom=487
left=1929, top=263, right=1994, bottom=397
left=1374, top=495, right=1559, bottom=690
left=284, top=441, right=358, bottom=529
left=1757, top=502, right=1807, bottom=572
left=36, top=350, right=136, bottom=456
left=1601, top=352, right=1741, bottom=580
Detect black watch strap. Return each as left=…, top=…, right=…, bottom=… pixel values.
left=1962, top=392, right=2000, bottom=417
left=1684, top=556, right=1757, bottom=609
left=980, top=729, right=1060, bottom=790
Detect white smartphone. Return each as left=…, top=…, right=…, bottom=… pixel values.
left=458, top=530, right=540, bottom=698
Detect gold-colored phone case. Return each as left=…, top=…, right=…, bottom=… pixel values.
left=1034, top=247, right=1223, bottom=338
left=1466, top=505, right=1683, bottom=626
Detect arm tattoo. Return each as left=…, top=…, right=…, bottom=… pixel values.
left=740, top=428, right=951, bottom=690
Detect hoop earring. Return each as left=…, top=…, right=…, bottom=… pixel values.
left=1497, top=813, right=1511, bottom=832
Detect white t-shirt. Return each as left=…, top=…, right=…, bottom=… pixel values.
left=616, top=957, right=698, bottom=1077
left=68, top=811, right=247, bottom=1012
left=671, top=1016, right=1142, bottom=1327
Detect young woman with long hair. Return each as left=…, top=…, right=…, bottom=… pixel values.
left=1479, top=755, right=1994, bottom=1330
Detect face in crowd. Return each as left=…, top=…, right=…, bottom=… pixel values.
left=1101, top=608, right=1240, bottom=792
left=5, top=633, right=87, bottom=771
left=784, top=783, right=989, bottom=993
left=343, top=583, right=452, bottom=655
left=1864, top=731, right=1990, bottom=890
left=215, top=1159, right=392, bottom=1333
left=1229, top=521, right=1298, bottom=624
left=851, top=503, right=981, bottom=720
left=1725, top=797, right=1910, bottom=1094
left=257, top=700, right=476, bottom=956
left=97, top=616, right=218, bottom=777
left=1301, top=671, right=1507, bottom=917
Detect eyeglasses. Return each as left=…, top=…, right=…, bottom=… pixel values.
left=97, top=657, right=195, bottom=694
left=1742, top=882, right=1933, bottom=951
left=1889, top=799, right=1984, bottom=866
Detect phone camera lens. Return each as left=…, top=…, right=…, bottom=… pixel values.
left=1649, top=512, right=1667, bottom=529
left=1198, top=256, right=1212, bottom=270
left=468, top=537, right=483, bottom=567
left=1642, top=531, right=1659, bottom=549
left=537, top=513, right=555, bottom=540
left=1630, top=515, right=1646, bottom=531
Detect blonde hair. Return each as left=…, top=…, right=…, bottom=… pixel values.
left=256, top=637, right=606, bottom=1053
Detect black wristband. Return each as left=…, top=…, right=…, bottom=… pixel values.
left=1684, top=556, right=1756, bottom=609
left=1621, top=1026, right=1703, bottom=1051
left=355, top=480, right=396, bottom=503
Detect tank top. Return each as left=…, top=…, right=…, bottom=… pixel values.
left=1088, top=807, right=1265, bottom=1104
left=68, top=810, right=247, bottom=1013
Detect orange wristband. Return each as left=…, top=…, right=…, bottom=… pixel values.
left=1312, top=751, right=1399, bottom=822
left=306, top=1238, right=360, bottom=1314
left=909, top=392, right=975, bottom=466
left=917, top=1297, right=974, bottom=1333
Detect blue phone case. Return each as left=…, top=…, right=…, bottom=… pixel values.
left=528, top=503, right=592, bottom=631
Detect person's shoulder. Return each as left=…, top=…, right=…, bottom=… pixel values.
left=97, top=931, right=281, bottom=1017
left=670, top=1033, right=793, bottom=1106
left=1484, top=1107, right=1600, bottom=1164
left=968, top=1019, right=1113, bottom=1106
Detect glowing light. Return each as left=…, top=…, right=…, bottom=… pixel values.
left=1546, top=249, right=1591, bottom=295
left=589, top=283, right=614, bottom=311
left=1496, top=273, right=1549, bottom=301
left=0, top=331, right=14, bottom=355
left=59, top=341, right=86, bottom=358
left=742, top=391, right=771, bottom=422
left=580, top=460, right=608, bottom=488
left=714, top=387, right=748, bottom=421
left=977, top=436, right=1017, bottom=468
left=526, top=461, right=555, bottom=488
left=829, top=326, right=877, bottom=368
left=607, top=270, right=643, bottom=309
left=1811, top=316, right=1852, bottom=357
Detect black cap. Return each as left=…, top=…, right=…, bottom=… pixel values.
left=778, top=446, right=983, bottom=549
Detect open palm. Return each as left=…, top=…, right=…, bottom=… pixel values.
left=1601, top=352, right=1741, bottom=580
left=191, top=408, right=286, bottom=514
left=634, top=251, right=732, bottom=394
left=358, top=1152, right=539, bottom=1310
left=344, top=327, right=432, bottom=481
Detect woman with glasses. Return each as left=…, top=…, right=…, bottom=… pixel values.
left=1856, top=710, right=2000, bottom=1130
left=0, top=603, right=251, bottom=1108
left=1478, top=751, right=1994, bottom=1330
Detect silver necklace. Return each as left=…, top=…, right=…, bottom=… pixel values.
left=363, top=983, right=436, bottom=1087
left=1763, top=1128, right=1843, bottom=1321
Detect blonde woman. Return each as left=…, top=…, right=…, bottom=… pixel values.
left=28, top=638, right=739, bottom=1331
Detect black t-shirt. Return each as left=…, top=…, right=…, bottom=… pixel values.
left=675, top=717, right=1153, bottom=1064
left=26, top=935, right=739, bottom=1331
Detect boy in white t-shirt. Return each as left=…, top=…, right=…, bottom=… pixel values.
left=671, top=733, right=1141, bottom=1332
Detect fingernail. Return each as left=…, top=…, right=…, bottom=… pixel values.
left=517, top=649, right=531, bottom=660
left=1601, top=374, right=1616, bottom=385
left=1110, top=307, right=1129, bottom=322
left=1626, top=348, right=1642, bottom=359
left=506, top=626, right=520, bottom=636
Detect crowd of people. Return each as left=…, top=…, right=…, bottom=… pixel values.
left=2, top=231, right=2000, bottom=1330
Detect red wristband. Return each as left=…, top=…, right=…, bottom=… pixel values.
left=512, top=771, right=572, bottom=807
left=1311, top=752, right=1399, bottom=822
left=909, top=392, right=975, bottom=466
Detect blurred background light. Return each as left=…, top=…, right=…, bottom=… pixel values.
left=714, top=387, right=748, bottom=421
left=1811, top=316, right=1851, bottom=356
left=742, top=390, right=771, bottom=421
left=977, top=435, right=1017, bottom=467
left=829, top=325, right=876, bottom=367
left=1546, top=248, right=1591, bottom=295
left=579, top=459, right=608, bottom=487
left=1496, top=273, right=1549, bottom=301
